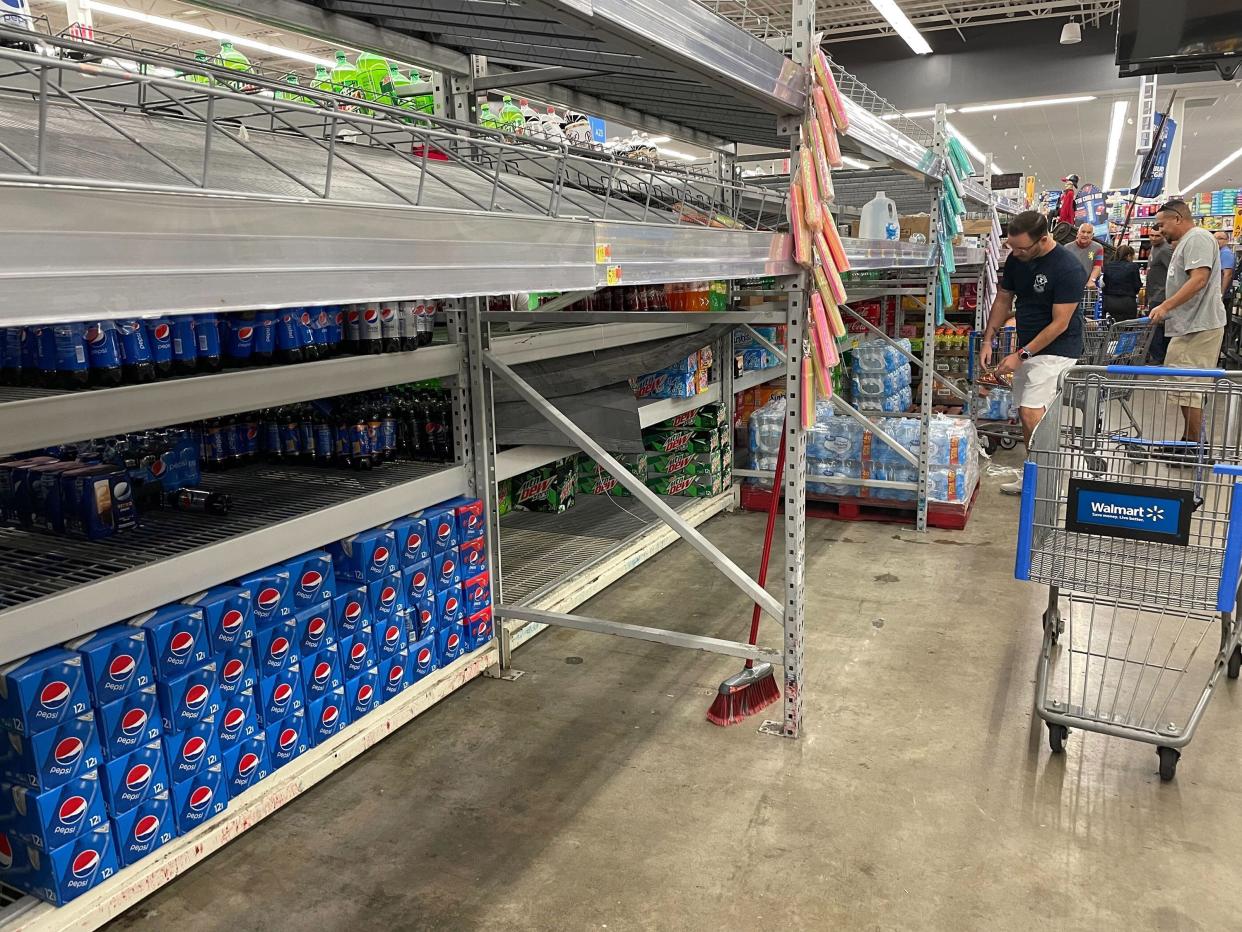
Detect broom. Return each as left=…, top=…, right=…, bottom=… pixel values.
left=707, top=424, right=785, bottom=726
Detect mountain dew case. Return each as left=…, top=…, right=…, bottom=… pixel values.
left=645, top=450, right=724, bottom=479
left=653, top=403, right=721, bottom=432
left=513, top=459, right=575, bottom=513
left=646, top=472, right=726, bottom=497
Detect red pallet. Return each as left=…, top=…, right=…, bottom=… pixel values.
left=739, top=484, right=977, bottom=530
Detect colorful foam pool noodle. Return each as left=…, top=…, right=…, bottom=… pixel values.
left=819, top=205, right=851, bottom=272
left=811, top=88, right=843, bottom=169
left=807, top=305, right=834, bottom=398
left=789, top=182, right=813, bottom=268
left=801, top=355, right=814, bottom=427
left=819, top=249, right=849, bottom=304
left=806, top=119, right=837, bottom=205
left=812, top=270, right=847, bottom=336
left=813, top=49, right=849, bottom=132
left=800, top=148, right=823, bottom=231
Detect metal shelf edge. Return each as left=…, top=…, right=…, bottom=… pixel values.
left=733, top=367, right=783, bottom=394
left=0, top=466, right=468, bottom=661
left=3, top=640, right=499, bottom=932
left=0, top=346, right=462, bottom=457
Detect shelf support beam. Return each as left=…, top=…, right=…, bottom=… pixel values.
left=482, top=351, right=782, bottom=621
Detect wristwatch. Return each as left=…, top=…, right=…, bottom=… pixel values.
left=1018, top=347, right=1032, bottom=360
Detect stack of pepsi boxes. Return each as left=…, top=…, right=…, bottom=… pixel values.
left=0, top=495, right=492, bottom=906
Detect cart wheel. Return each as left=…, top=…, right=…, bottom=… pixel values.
left=1043, top=609, right=1063, bottom=645
left=1047, top=723, right=1068, bottom=754
left=1228, top=646, right=1241, bottom=680
left=982, top=435, right=998, bottom=455
left=1085, top=455, right=1108, bottom=476
left=1157, top=746, right=1180, bottom=782
left=999, top=437, right=1017, bottom=450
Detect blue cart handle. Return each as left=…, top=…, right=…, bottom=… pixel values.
left=1106, top=364, right=1227, bottom=378
left=1214, top=465, right=1242, bottom=477
left=1219, top=478, right=1242, bottom=613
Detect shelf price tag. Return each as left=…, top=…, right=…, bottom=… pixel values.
left=595, top=243, right=611, bottom=264
left=605, top=265, right=622, bottom=286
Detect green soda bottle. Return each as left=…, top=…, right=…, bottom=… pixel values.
left=184, top=49, right=212, bottom=86
left=331, top=50, right=361, bottom=108
left=311, top=64, right=332, bottom=94
left=499, top=94, right=524, bottom=134
left=216, top=41, right=252, bottom=92
left=479, top=101, right=500, bottom=129
left=410, top=70, right=435, bottom=114
left=355, top=49, right=389, bottom=102
left=277, top=73, right=304, bottom=102
left=380, top=63, right=411, bottom=107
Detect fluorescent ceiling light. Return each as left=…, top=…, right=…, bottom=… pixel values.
left=840, top=156, right=870, bottom=169
left=880, top=108, right=952, bottom=121
left=868, top=0, right=932, bottom=55
left=1182, top=143, right=1242, bottom=193
left=70, top=0, right=336, bottom=68
left=1101, top=99, right=1128, bottom=190
left=646, top=135, right=670, bottom=144
left=957, top=95, right=1096, bottom=114
left=659, top=147, right=698, bottom=162
left=946, top=121, right=1004, bottom=175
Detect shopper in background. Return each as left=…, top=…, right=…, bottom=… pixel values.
left=1149, top=199, right=1225, bottom=443
left=980, top=211, right=1086, bottom=495
left=1101, top=244, right=1142, bottom=322
left=1215, top=231, right=1235, bottom=296
left=1066, top=223, right=1103, bottom=289
left=1146, top=228, right=1173, bottom=363
left=1058, top=174, right=1079, bottom=226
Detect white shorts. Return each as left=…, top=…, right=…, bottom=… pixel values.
left=1011, top=354, right=1077, bottom=410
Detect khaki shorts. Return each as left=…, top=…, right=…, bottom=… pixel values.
left=1165, top=327, right=1225, bottom=408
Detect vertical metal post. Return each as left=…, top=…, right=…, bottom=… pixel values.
left=760, top=0, right=812, bottom=739
left=916, top=104, right=949, bottom=532
left=201, top=94, right=215, bottom=189
left=36, top=64, right=47, bottom=175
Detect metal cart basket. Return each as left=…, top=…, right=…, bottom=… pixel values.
left=968, top=327, right=1021, bottom=454
left=1015, top=364, right=1242, bottom=780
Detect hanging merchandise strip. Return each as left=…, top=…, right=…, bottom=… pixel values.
left=934, top=133, right=974, bottom=325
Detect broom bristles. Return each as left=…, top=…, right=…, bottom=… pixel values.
left=706, top=667, right=780, bottom=726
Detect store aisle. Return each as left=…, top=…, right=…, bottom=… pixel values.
left=112, top=470, right=1242, bottom=932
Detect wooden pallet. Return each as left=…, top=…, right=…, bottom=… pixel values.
left=739, top=484, right=978, bottom=530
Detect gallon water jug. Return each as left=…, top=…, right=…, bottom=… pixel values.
left=860, top=191, right=899, bottom=241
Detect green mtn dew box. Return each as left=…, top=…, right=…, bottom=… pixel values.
left=652, top=403, right=722, bottom=432
left=646, top=449, right=724, bottom=479
left=497, top=479, right=513, bottom=517
left=648, top=471, right=726, bottom=497
left=643, top=421, right=728, bottom=454
left=577, top=474, right=632, bottom=497
left=576, top=453, right=647, bottom=481
left=513, top=458, right=575, bottom=513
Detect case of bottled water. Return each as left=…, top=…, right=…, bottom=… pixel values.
left=850, top=338, right=912, bottom=373
left=851, top=366, right=911, bottom=398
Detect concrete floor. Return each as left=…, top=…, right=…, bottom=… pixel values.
left=114, top=468, right=1242, bottom=932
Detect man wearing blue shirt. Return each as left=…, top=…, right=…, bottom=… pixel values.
left=981, top=211, right=1087, bottom=494
left=1216, top=231, right=1235, bottom=296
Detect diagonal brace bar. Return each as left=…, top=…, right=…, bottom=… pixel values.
left=483, top=351, right=783, bottom=621
left=830, top=396, right=921, bottom=467
left=494, top=606, right=782, bottom=663
left=740, top=324, right=787, bottom=364
left=838, top=304, right=967, bottom=400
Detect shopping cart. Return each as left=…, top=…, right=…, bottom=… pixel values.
left=1079, top=285, right=1102, bottom=322
left=968, top=328, right=1021, bottom=454
left=1078, top=316, right=1152, bottom=366
left=1016, top=364, right=1242, bottom=780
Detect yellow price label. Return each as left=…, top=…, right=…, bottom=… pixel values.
left=595, top=243, right=611, bottom=264
left=606, top=265, right=622, bottom=285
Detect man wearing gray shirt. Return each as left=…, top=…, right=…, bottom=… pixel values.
left=1150, top=199, right=1225, bottom=442
left=1065, top=223, right=1103, bottom=288
left=1146, top=228, right=1173, bottom=362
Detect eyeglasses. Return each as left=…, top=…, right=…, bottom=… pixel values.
left=1008, top=237, right=1044, bottom=255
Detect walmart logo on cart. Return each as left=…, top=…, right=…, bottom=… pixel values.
left=1088, top=502, right=1165, bottom=523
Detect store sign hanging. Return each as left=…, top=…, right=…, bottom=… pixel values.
left=1135, top=113, right=1177, bottom=200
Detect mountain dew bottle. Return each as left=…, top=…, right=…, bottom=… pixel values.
left=355, top=50, right=389, bottom=102
left=331, top=50, right=361, bottom=109
left=380, top=63, right=411, bottom=107
left=183, top=49, right=212, bottom=86
left=479, top=102, right=499, bottom=129
left=409, top=70, right=435, bottom=114
left=311, top=64, right=332, bottom=94
left=499, top=95, right=523, bottom=134
left=277, top=73, right=305, bottom=102
left=217, top=41, right=251, bottom=74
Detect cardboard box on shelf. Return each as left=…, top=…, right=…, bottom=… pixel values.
left=899, top=214, right=931, bottom=242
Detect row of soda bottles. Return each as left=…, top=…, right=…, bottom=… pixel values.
left=200, top=387, right=454, bottom=473
left=0, top=302, right=441, bottom=390
left=521, top=282, right=729, bottom=315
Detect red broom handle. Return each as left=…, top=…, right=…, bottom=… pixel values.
left=745, top=422, right=787, bottom=667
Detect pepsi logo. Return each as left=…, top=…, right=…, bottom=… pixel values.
left=305, top=616, right=327, bottom=645
left=349, top=642, right=368, bottom=664
left=150, top=459, right=166, bottom=478
left=153, top=323, right=171, bottom=341
left=334, top=310, right=344, bottom=325
left=445, top=597, right=459, bottom=615
left=85, top=326, right=106, bottom=347
left=348, top=309, right=360, bottom=323
left=406, top=533, right=423, bottom=554
left=180, top=736, right=208, bottom=764
left=108, top=654, right=136, bottom=683
left=188, top=785, right=214, bottom=813
left=120, top=707, right=149, bottom=737
left=372, top=546, right=390, bottom=567
left=447, top=633, right=461, bottom=652
left=256, top=588, right=282, bottom=612
left=469, top=585, right=485, bottom=602
left=113, top=481, right=131, bottom=501
left=57, top=795, right=88, bottom=827
left=379, top=587, right=397, bottom=609
left=133, top=814, right=161, bottom=844
left=357, top=684, right=374, bottom=705
left=125, top=763, right=153, bottom=792
left=381, top=306, right=395, bottom=320
left=440, top=559, right=456, bottom=579
left=321, top=705, right=340, bottom=728
left=383, top=625, right=400, bottom=648
left=53, top=737, right=84, bottom=768
left=221, top=658, right=245, bottom=685
left=268, top=637, right=291, bottom=664
left=221, top=609, right=245, bottom=637
left=436, top=522, right=452, bottom=542
left=466, top=513, right=481, bottom=528
left=168, top=631, right=195, bottom=659
left=236, top=326, right=254, bottom=341
left=387, top=666, right=404, bottom=686
left=222, top=707, right=246, bottom=734
left=300, top=570, right=323, bottom=593
left=312, top=661, right=332, bottom=686
left=278, top=728, right=298, bottom=752
left=344, top=601, right=362, bottom=624
left=478, top=622, right=492, bottom=637
left=316, top=310, right=329, bottom=326
left=71, top=848, right=101, bottom=879
left=272, top=683, right=294, bottom=709
left=364, top=308, right=379, bottom=324
left=39, top=680, right=71, bottom=712
left=237, top=752, right=260, bottom=779
left=411, top=572, right=428, bottom=593
left=419, top=608, right=432, bottom=627
left=184, top=684, right=211, bottom=713
left=0, top=835, right=11, bottom=871
left=417, top=647, right=433, bottom=666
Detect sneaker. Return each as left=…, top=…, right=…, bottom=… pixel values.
left=1000, top=478, right=1023, bottom=495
